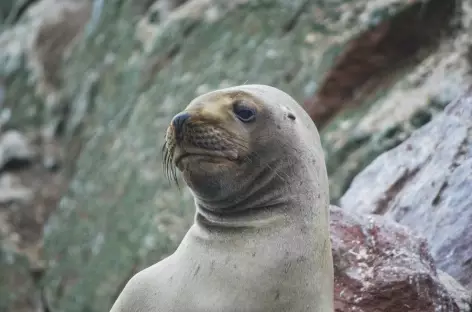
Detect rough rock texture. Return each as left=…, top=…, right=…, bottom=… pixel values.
left=0, top=0, right=471, bottom=311
left=1, top=2, right=90, bottom=311
left=341, top=90, right=472, bottom=289
left=314, top=0, right=471, bottom=200
left=305, top=0, right=458, bottom=129
left=0, top=0, right=37, bottom=24
left=330, top=206, right=471, bottom=312
left=0, top=129, right=65, bottom=312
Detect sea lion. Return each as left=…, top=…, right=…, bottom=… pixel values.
left=109, top=84, right=334, bottom=312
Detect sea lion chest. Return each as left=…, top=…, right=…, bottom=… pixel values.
left=142, top=225, right=319, bottom=312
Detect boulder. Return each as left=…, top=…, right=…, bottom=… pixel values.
left=0, top=130, right=35, bottom=168
left=341, top=89, right=472, bottom=289
left=330, top=206, right=471, bottom=312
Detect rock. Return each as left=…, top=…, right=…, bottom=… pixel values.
left=0, top=142, right=66, bottom=312
left=29, top=0, right=91, bottom=91
left=0, top=0, right=91, bottom=85
left=0, top=0, right=22, bottom=23
left=340, top=90, right=472, bottom=289
left=0, top=78, right=5, bottom=106
left=330, top=206, right=471, bottom=312
left=0, top=0, right=92, bottom=134
left=319, top=0, right=470, bottom=200
left=0, top=174, right=34, bottom=204
left=439, top=271, right=472, bottom=312
left=0, top=250, right=41, bottom=312
left=305, top=0, right=459, bottom=129
left=0, top=130, right=35, bottom=169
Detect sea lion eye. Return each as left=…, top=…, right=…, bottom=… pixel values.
left=232, top=100, right=256, bottom=122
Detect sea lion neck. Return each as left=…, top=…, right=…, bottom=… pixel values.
left=191, top=155, right=321, bottom=231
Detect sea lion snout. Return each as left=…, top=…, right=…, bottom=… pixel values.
left=167, top=111, right=238, bottom=154
left=163, top=105, right=251, bottom=188
left=171, top=111, right=191, bottom=139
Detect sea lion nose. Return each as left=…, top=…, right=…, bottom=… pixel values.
left=171, top=112, right=191, bottom=136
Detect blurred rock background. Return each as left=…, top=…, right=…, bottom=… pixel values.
left=0, top=0, right=471, bottom=311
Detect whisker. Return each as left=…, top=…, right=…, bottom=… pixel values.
left=162, top=126, right=293, bottom=192
left=161, top=137, right=178, bottom=188
left=161, top=143, right=168, bottom=178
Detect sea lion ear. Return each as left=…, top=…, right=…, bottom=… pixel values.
left=279, top=105, right=296, bottom=121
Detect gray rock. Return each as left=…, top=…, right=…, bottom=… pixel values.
left=0, top=130, right=34, bottom=169
left=438, top=270, right=472, bottom=312
left=0, top=174, right=33, bottom=204
left=340, top=90, right=472, bottom=289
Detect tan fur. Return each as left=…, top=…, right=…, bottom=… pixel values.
left=110, top=85, right=334, bottom=312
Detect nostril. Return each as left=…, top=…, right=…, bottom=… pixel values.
left=171, top=112, right=191, bottom=135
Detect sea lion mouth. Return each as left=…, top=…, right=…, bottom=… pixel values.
left=174, top=148, right=238, bottom=167
left=162, top=140, right=242, bottom=184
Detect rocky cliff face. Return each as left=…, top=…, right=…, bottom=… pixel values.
left=0, top=0, right=471, bottom=311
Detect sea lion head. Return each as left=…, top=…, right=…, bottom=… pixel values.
left=163, top=84, right=328, bottom=218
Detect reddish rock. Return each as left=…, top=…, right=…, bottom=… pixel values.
left=330, top=206, right=471, bottom=312
left=303, top=0, right=457, bottom=129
